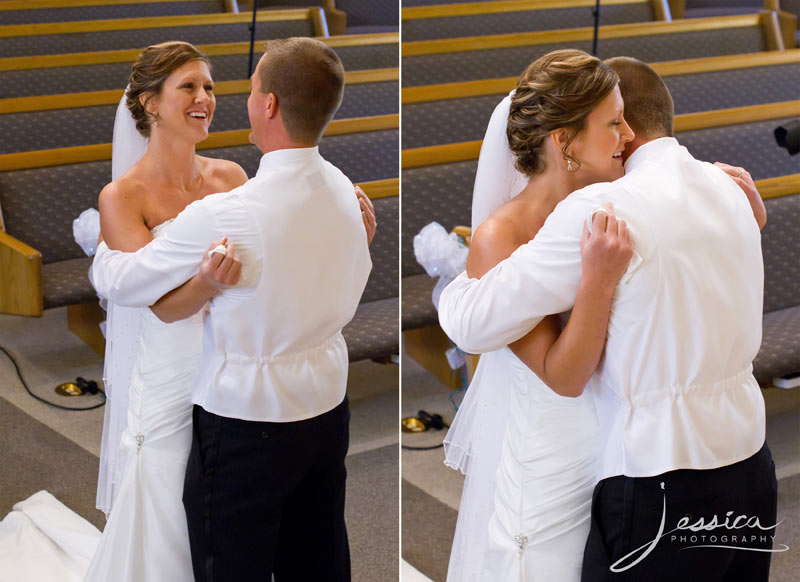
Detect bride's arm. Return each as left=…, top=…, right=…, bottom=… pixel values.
left=508, top=211, right=632, bottom=397
left=148, top=239, right=241, bottom=322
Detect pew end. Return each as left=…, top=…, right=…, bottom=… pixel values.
left=0, top=230, right=43, bottom=317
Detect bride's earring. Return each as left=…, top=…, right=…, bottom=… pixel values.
left=564, top=154, right=579, bottom=173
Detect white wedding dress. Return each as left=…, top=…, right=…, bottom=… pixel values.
left=444, top=92, right=600, bottom=582
left=85, top=219, right=200, bottom=582
left=446, top=346, right=599, bottom=582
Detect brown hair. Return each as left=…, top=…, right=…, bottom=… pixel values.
left=605, top=56, right=674, bottom=139
left=507, top=49, right=619, bottom=176
left=256, top=37, right=345, bottom=144
left=126, top=41, right=210, bottom=137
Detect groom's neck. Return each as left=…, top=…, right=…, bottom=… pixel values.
left=258, top=137, right=316, bottom=155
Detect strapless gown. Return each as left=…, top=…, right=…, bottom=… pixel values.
left=85, top=220, right=202, bottom=582
left=447, top=347, right=599, bottom=581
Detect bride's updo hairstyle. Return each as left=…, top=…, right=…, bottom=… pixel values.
left=507, top=49, right=619, bottom=176
left=126, top=41, right=210, bottom=137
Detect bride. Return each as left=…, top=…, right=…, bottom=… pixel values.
left=444, top=49, right=635, bottom=581
left=86, top=40, right=249, bottom=581
left=87, top=40, right=377, bottom=581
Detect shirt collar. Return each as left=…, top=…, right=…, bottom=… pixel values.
left=624, top=137, right=681, bottom=173
left=256, top=146, right=320, bottom=175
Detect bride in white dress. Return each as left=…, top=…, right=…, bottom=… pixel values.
left=85, top=41, right=249, bottom=581
left=444, top=50, right=635, bottom=581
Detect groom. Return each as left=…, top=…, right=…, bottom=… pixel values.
left=438, top=57, right=777, bottom=580
left=93, top=38, right=371, bottom=581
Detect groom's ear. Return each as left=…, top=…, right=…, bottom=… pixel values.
left=264, top=92, right=277, bottom=119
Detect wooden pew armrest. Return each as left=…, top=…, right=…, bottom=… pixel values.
left=452, top=225, right=472, bottom=246
left=0, top=230, right=43, bottom=316
left=322, top=1, right=347, bottom=36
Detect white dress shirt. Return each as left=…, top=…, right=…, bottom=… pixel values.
left=439, top=137, right=766, bottom=481
left=93, top=146, right=372, bottom=422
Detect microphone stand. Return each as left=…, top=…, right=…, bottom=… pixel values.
left=247, top=0, right=258, bottom=77
left=592, top=0, right=601, bottom=56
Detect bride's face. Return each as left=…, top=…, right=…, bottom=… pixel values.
left=148, top=60, right=215, bottom=142
left=568, top=85, right=633, bottom=185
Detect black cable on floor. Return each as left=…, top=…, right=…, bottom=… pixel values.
left=0, top=345, right=106, bottom=411
left=401, top=443, right=444, bottom=451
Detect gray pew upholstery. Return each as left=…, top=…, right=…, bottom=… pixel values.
left=0, top=1, right=223, bottom=25
left=402, top=63, right=800, bottom=149
left=0, top=42, right=399, bottom=98
left=342, top=195, right=399, bottom=361
left=203, top=129, right=399, bottom=183
left=678, top=118, right=798, bottom=181
left=403, top=0, right=505, bottom=5
left=401, top=160, right=475, bottom=329
left=402, top=4, right=654, bottom=42
left=685, top=0, right=762, bottom=18
left=0, top=160, right=108, bottom=308
left=752, top=193, right=800, bottom=385
left=1, top=81, right=399, bottom=154
left=0, top=20, right=315, bottom=58
left=402, top=28, right=766, bottom=86
left=337, top=0, right=399, bottom=33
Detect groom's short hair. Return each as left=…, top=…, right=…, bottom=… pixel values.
left=605, top=56, right=674, bottom=139
left=257, top=37, right=345, bottom=144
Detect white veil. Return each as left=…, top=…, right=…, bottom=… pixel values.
left=442, top=92, right=528, bottom=581
left=95, top=89, right=149, bottom=516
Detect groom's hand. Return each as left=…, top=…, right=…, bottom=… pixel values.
left=200, top=238, right=242, bottom=290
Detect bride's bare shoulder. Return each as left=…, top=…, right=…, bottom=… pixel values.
left=467, top=204, right=529, bottom=278
left=98, top=174, right=147, bottom=213
left=198, top=156, right=248, bottom=190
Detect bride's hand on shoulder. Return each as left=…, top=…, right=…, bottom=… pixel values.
left=199, top=238, right=242, bottom=291
left=579, top=204, right=633, bottom=293
left=355, top=186, right=376, bottom=245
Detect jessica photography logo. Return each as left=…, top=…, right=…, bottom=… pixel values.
left=610, top=482, right=789, bottom=573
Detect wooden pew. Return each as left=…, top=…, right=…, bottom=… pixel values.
left=0, top=8, right=328, bottom=58
left=402, top=0, right=670, bottom=42
left=0, top=32, right=399, bottom=98
left=402, top=99, right=800, bottom=175
left=402, top=49, right=800, bottom=149
left=0, top=67, right=399, bottom=153
left=0, top=0, right=229, bottom=26
left=402, top=13, right=787, bottom=87
left=255, top=0, right=399, bottom=36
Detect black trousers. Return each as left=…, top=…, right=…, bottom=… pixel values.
left=183, top=398, right=351, bottom=582
left=581, top=443, right=778, bottom=582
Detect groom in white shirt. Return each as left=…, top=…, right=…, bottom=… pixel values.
left=438, top=57, right=778, bottom=580
left=93, top=38, right=372, bottom=581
